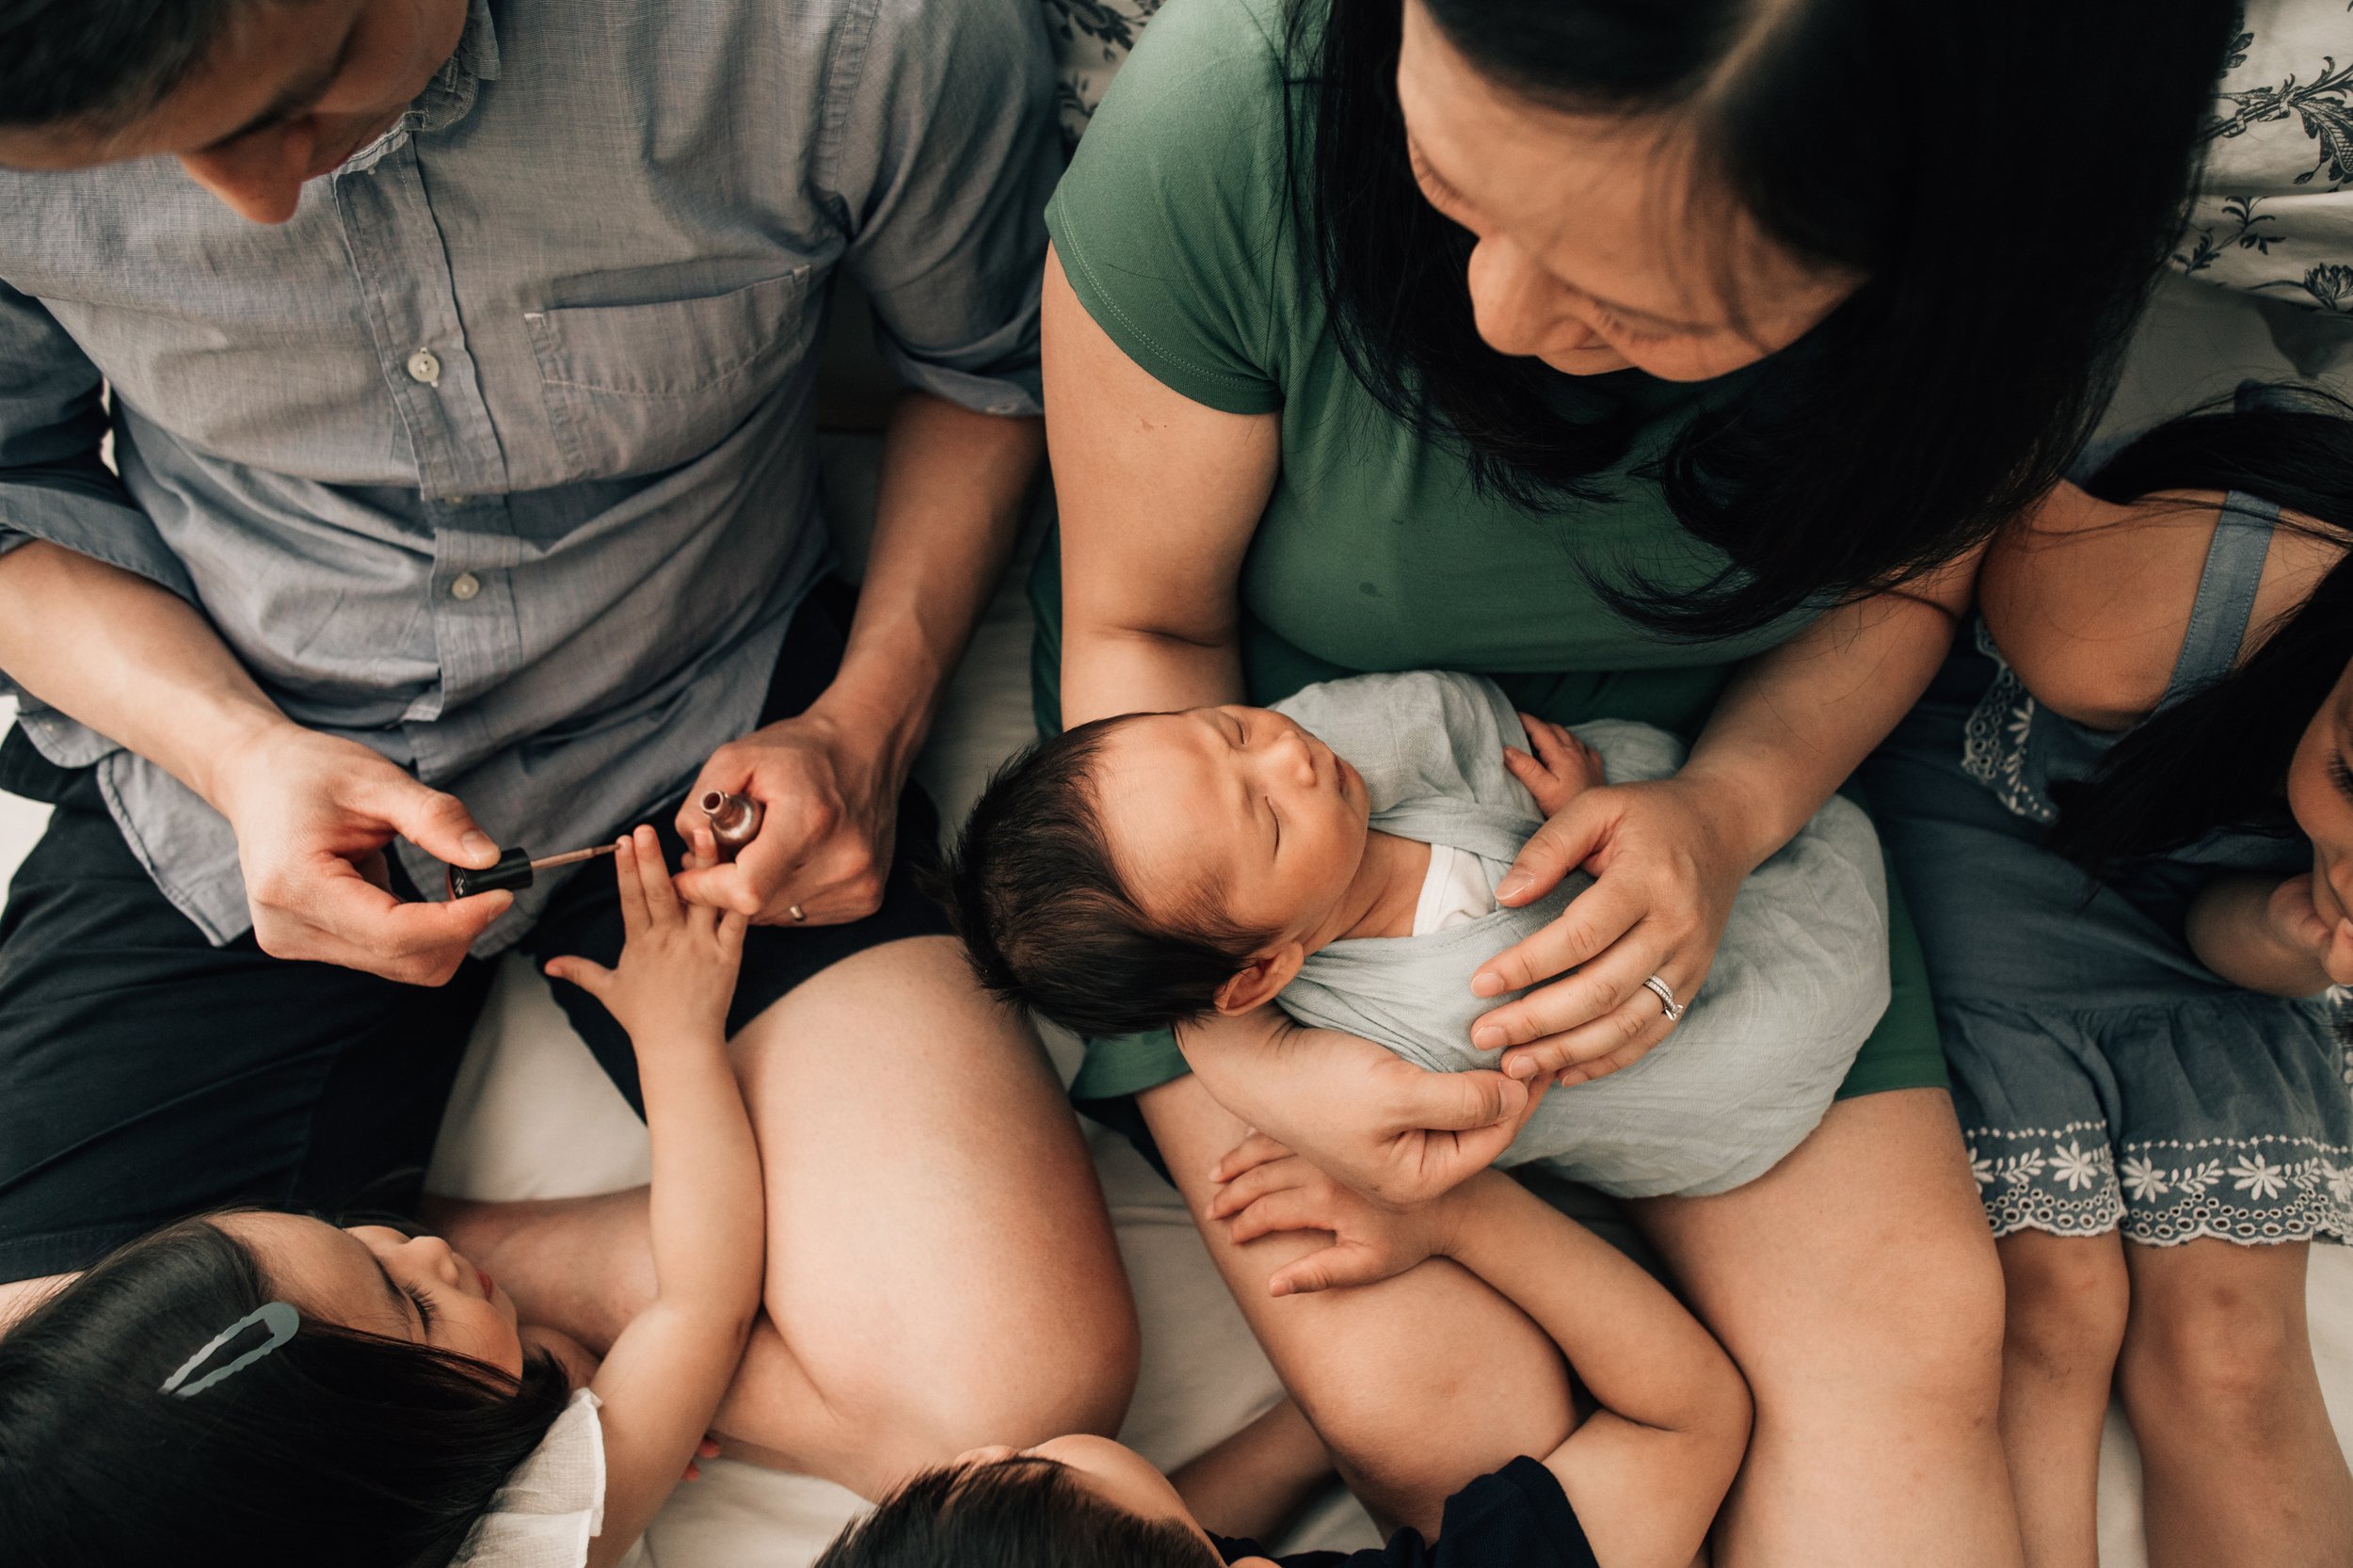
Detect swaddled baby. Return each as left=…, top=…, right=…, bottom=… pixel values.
left=945, top=670, right=1891, bottom=1196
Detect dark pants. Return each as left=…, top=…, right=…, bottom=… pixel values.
left=0, top=579, right=950, bottom=1282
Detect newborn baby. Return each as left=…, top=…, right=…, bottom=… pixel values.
left=946, top=671, right=1892, bottom=1197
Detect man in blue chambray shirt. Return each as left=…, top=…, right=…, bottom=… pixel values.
left=0, top=0, right=1137, bottom=1486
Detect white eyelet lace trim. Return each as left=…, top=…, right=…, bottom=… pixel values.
left=1966, top=1123, right=2353, bottom=1247
left=1960, top=619, right=2057, bottom=824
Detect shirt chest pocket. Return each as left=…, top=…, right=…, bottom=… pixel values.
left=524, top=266, right=815, bottom=480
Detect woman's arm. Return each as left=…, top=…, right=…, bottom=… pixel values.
left=1044, top=246, right=1277, bottom=724
left=1468, top=552, right=1981, bottom=1081
left=542, top=831, right=763, bottom=1568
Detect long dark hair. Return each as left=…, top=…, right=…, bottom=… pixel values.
left=2037, top=390, right=2353, bottom=872
left=1292, top=0, right=2240, bottom=637
left=0, top=1213, right=573, bottom=1568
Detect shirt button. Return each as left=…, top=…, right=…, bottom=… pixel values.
left=449, top=572, right=482, bottom=601
left=407, top=348, right=442, bottom=386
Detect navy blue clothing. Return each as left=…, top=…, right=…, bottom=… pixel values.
left=1211, top=1457, right=1598, bottom=1567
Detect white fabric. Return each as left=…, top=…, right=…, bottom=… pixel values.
left=454, top=1387, right=607, bottom=1568
left=1410, top=841, right=1495, bottom=936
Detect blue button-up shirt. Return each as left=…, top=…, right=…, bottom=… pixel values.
left=0, top=0, right=1057, bottom=950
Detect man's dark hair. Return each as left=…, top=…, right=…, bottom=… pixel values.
left=937, top=715, right=1271, bottom=1040
left=0, top=1210, right=574, bottom=1568
left=0, top=0, right=246, bottom=131
left=1289, top=0, right=2241, bottom=639
left=815, top=1455, right=1225, bottom=1568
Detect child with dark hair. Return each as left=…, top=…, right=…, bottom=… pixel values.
left=945, top=669, right=1892, bottom=1198
left=817, top=1155, right=1750, bottom=1568
left=0, top=826, right=760, bottom=1568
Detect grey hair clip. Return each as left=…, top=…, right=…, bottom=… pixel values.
left=159, top=1301, right=300, bottom=1398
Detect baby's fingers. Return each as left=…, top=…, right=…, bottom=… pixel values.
left=631, top=824, right=683, bottom=924
left=1209, top=1130, right=1293, bottom=1186
left=1207, top=1156, right=1306, bottom=1222
left=1225, top=1187, right=1332, bottom=1247
left=543, top=954, right=616, bottom=1002
left=1269, top=1240, right=1383, bottom=1298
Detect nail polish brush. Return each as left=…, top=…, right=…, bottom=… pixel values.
left=445, top=842, right=616, bottom=900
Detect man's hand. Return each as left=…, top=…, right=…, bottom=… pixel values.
left=1183, top=1010, right=1541, bottom=1207
left=668, top=703, right=903, bottom=925
left=1208, top=1140, right=1471, bottom=1297
left=211, top=721, right=510, bottom=984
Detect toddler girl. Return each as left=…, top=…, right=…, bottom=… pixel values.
left=0, top=826, right=760, bottom=1568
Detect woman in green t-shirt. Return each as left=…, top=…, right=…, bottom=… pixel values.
left=1039, top=0, right=2243, bottom=1557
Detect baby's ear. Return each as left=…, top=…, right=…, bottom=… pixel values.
left=1212, top=943, right=1306, bottom=1015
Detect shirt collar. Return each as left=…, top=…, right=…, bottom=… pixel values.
left=341, top=0, right=500, bottom=169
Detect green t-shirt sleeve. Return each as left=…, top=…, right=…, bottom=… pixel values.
left=1044, top=0, right=1293, bottom=415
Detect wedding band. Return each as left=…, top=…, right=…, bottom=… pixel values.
left=788, top=904, right=808, bottom=923
left=1642, top=974, right=1686, bottom=1022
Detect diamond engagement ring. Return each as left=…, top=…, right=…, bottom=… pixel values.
left=1642, top=974, right=1687, bottom=1022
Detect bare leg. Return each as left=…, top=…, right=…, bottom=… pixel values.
left=2118, top=1239, right=2353, bottom=1568
left=440, top=936, right=1138, bottom=1498
left=1140, top=1074, right=1575, bottom=1537
left=1170, top=1395, right=1337, bottom=1543
left=1993, top=1230, right=2128, bottom=1568
left=1630, top=1090, right=2023, bottom=1568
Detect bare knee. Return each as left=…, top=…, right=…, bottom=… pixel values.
left=1807, top=1227, right=2008, bottom=1425
left=2119, top=1264, right=2305, bottom=1439
left=2000, top=1233, right=2129, bottom=1381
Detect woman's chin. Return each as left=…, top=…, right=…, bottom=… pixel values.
left=1535, top=344, right=1636, bottom=376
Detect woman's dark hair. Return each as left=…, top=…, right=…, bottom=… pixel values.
left=936, top=716, right=1270, bottom=1039
left=0, top=1212, right=573, bottom=1568
left=814, top=1455, right=1223, bottom=1568
left=2037, top=388, right=2353, bottom=872
left=1292, top=0, right=2241, bottom=636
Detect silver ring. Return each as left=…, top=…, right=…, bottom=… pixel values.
left=788, top=904, right=808, bottom=923
left=1642, top=974, right=1686, bottom=1022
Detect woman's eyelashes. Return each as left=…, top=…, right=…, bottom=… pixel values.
left=405, top=1281, right=437, bottom=1331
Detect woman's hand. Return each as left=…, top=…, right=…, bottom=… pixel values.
left=545, top=826, right=748, bottom=1043
left=1207, top=1139, right=1470, bottom=1297
left=668, top=700, right=904, bottom=926
left=1468, top=774, right=1755, bottom=1087
left=1183, top=1010, right=1541, bottom=1207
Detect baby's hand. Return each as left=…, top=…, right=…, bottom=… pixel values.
left=545, top=825, right=749, bottom=1044
left=1208, top=1135, right=1465, bottom=1297
left=2265, top=873, right=2353, bottom=986
left=1504, top=713, right=1605, bottom=818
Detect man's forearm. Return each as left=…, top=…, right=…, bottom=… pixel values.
left=0, top=539, right=286, bottom=808
left=817, top=392, right=1042, bottom=768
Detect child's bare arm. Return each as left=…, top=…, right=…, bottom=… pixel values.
left=544, top=827, right=764, bottom=1568
left=1213, top=1160, right=1748, bottom=1568
left=2187, top=872, right=2353, bottom=998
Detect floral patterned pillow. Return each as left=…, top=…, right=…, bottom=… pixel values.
left=1043, top=0, right=1163, bottom=147
left=2175, top=0, right=2353, bottom=312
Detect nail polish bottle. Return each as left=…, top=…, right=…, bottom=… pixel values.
left=700, top=790, right=763, bottom=855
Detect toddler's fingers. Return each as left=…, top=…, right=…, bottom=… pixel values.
left=543, top=954, right=616, bottom=1001
left=1225, top=1187, right=1329, bottom=1247
left=613, top=836, right=648, bottom=936
left=632, top=824, right=682, bottom=924
left=716, top=908, right=750, bottom=960
left=1206, top=1157, right=1304, bottom=1222
left=1269, top=1240, right=1380, bottom=1298
left=1209, top=1131, right=1292, bottom=1186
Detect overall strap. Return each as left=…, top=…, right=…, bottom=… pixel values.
left=2155, top=490, right=2280, bottom=711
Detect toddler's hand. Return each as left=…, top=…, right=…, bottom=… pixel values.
left=2265, top=873, right=2353, bottom=987
left=545, top=825, right=749, bottom=1043
left=1208, top=1136, right=1464, bottom=1297
left=1504, top=712, right=1605, bottom=818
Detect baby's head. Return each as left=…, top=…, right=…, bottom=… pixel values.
left=0, top=1209, right=570, bottom=1567
left=816, top=1434, right=1279, bottom=1568
left=943, top=705, right=1372, bottom=1037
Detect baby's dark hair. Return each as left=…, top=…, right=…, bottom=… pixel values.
left=938, top=715, right=1271, bottom=1038
left=0, top=1210, right=572, bottom=1568
left=815, top=1454, right=1224, bottom=1568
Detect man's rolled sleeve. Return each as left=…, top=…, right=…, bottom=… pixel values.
left=822, top=0, right=1060, bottom=416
left=0, top=282, right=195, bottom=764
